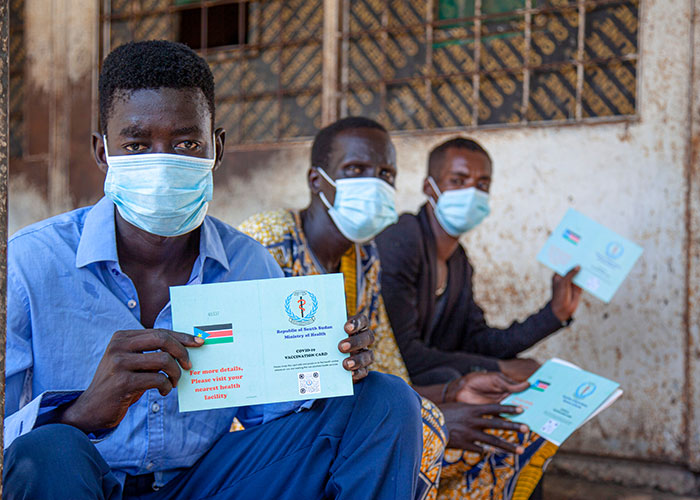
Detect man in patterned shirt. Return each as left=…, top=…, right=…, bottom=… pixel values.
left=240, top=117, right=547, bottom=500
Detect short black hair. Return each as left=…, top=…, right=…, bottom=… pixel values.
left=428, top=137, right=492, bottom=179
left=311, top=116, right=388, bottom=172
left=99, top=40, right=215, bottom=133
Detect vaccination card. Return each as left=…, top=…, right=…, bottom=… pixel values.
left=501, top=358, right=622, bottom=446
left=171, top=273, right=354, bottom=412
left=537, top=208, right=643, bottom=303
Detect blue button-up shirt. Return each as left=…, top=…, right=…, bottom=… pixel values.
left=5, top=197, right=309, bottom=486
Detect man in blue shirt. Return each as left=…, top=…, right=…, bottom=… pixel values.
left=3, top=40, right=422, bottom=499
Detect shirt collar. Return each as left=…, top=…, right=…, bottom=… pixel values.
left=76, top=197, right=230, bottom=272
left=75, top=197, right=119, bottom=268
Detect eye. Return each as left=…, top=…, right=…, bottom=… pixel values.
left=175, top=140, right=201, bottom=151
left=380, top=169, right=396, bottom=184
left=450, top=176, right=466, bottom=187
left=343, top=164, right=364, bottom=177
left=123, top=143, right=149, bottom=153
left=477, top=181, right=491, bottom=192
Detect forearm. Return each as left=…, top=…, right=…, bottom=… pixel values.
left=464, top=302, right=565, bottom=359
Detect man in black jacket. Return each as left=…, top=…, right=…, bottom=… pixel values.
left=375, top=137, right=582, bottom=385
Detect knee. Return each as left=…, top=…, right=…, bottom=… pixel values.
left=5, top=424, right=96, bottom=480
left=357, top=372, right=422, bottom=430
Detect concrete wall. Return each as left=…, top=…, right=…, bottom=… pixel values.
left=8, top=0, right=700, bottom=493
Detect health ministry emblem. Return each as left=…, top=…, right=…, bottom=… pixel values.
left=574, top=382, right=597, bottom=399
left=606, top=241, right=624, bottom=259
left=285, top=290, right=318, bottom=326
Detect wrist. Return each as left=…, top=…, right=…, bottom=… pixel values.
left=441, top=377, right=460, bottom=403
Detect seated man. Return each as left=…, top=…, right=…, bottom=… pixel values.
left=375, top=137, right=582, bottom=386
left=239, top=117, right=548, bottom=500
left=3, top=41, right=423, bottom=500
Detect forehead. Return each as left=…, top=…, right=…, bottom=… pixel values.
left=440, top=147, right=492, bottom=176
left=329, top=128, right=395, bottom=164
left=107, top=87, right=211, bottom=136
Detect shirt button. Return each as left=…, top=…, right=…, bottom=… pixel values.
left=127, top=299, right=137, bottom=309
left=146, top=462, right=155, bottom=470
left=151, top=402, right=160, bottom=413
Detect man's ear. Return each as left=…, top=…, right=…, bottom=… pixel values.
left=422, top=177, right=436, bottom=199
left=308, top=167, right=322, bottom=194
left=93, top=133, right=108, bottom=174
left=213, top=127, right=226, bottom=171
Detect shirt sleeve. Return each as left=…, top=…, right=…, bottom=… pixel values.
left=376, top=224, right=501, bottom=378
left=4, top=268, right=87, bottom=449
left=460, top=287, right=567, bottom=359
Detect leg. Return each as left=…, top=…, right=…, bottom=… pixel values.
left=4, top=424, right=121, bottom=500
left=150, top=372, right=423, bottom=500
left=412, top=366, right=463, bottom=386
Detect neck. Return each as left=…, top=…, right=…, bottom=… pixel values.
left=115, top=211, right=200, bottom=273
left=426, top=203, right=460, bottom=261
left=300, top=199, right=353, bottom=273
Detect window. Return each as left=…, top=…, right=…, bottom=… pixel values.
left=100, top=0, right=639, bottom=144
left=102, top=0, right=324, bottom=143
left=337, top=0, right=639, bottom=131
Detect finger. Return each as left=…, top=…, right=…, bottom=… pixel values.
left=124, top=330, right=193, bottom=370
left=124, top=352, right=183, bottom=388
left=472, top=404, right=524, bottom=415
left=352, top=366, right=369, bottom=382
left=344, top=349, right=374, bottom=371
left=473, top=417, right=529, bottom=434
left=474, top=434, right=523, bottom=455
left=339, top=329, right=374, bottom=353
left=564, top=265, right=581, bottom=282
left=126, top=372, right=174, bottom=398
left=344, top=314, right=369, bottom=334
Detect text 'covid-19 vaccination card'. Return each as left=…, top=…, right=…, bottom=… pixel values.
left=501, top=358, right=622, bottom=446
left=537, top=208, right=643, bottom=303
left=171, top=273, right=353, bottom=412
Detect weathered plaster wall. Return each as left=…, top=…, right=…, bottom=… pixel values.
left=7, top=0, right=700, bottom=491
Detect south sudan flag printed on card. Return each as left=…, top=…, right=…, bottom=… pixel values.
left=194, top=323, right=233, bottom=345
left=563, top=229, right=581, bottom=245
left=532, top=380, right=550, bottom=392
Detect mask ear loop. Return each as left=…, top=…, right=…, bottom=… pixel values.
left=314, top=167, right=337, bottom=210
left=102, top=135, right=112, bottom=160
left=427, top=176, right=442, bottom=210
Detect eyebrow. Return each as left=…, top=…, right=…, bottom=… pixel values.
left=119, top=125, right=151, bottom=138
left=172, top=126, right=202, bottom=136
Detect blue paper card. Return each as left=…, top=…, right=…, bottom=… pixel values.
left=502, top=359, right=622, bottom=446
left=537, top=208, right=643, bottom=303
left=170, top=274, right=354, bottom=412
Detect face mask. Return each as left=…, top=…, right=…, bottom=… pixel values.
left=427, top=176, right=490, bottom=237
left=317, top=167, right=398, bottom=243
left=103, top=136, right=216, bottom=237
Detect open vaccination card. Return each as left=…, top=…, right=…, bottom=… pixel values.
left=170, top=273, right=353, bottom=412
left=537, top=208, right=643, bottom=303
left=501, top=358, right=622, bottom=446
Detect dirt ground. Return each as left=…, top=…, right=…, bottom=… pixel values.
left=543, top=474, right=700, bottom=500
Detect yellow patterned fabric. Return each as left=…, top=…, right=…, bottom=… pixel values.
left=239, top=209, right=442, bottom=499
left=238, top=209, right=557, bottom=499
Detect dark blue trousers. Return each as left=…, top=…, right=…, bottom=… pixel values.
left=4, top=372, right=422, bottom=500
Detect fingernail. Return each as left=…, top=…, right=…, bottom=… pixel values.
left=520, top=425, right=529, bottom=433
left=516, top=446, right=524, bottom=454
left=346, top=360, right=356, bottom=369
left=194, top=337, right=204, bottom=344
left=517, top=406, right=524, bottom=413
left=340, top=342, right=351, bottom=352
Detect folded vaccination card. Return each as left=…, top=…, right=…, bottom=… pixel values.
left=171, top=273, right=354, bottom=412
left=501, top=358, right=622, bottom=446
left=537, top=208, right=643, bottom=302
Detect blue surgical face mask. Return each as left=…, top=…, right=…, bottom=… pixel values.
left=317, top=167, right=398, bottom=243
left=428, top=176, right=490, bottom=237
left=103, top=136, right=216, bottom=237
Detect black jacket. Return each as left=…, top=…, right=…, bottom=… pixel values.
left=375, top=205, right=564, bottom=379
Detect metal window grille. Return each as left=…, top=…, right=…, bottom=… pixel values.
left=101, top=0, right=324, bottom=144
left=337, top=0, right=639, bottom=132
